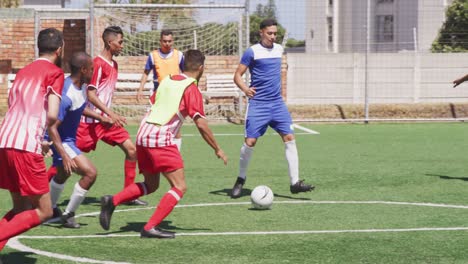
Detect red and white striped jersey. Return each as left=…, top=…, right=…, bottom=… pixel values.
left=82, top=55, right=118, bottom=123
left=136, top=75, right=205, bottom=148
left=0, top=58, right=64, bottom=154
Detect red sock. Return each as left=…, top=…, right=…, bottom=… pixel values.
left=47, top=165, right=57, bottom=182
left=0, top=210, right=15, bottom=251
left=124, top=160, right=137, bottom=187
left=0, top=210, right=41, bottom=242
left=144, top=187, right=183, bottom=231
left=112, top=183, right=146, bottom=206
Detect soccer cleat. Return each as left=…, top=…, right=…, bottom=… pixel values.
left=61, top=212, right=80, bottom=229
left=230, top=177, right=245, bottom=199
left=52, top=207, right=63, bottom=219
left=290, top=180, right=315, bottom=194
left=122, top=199, right=148, bottom=206
left=99, top=195, right=115, bottom=231
left=140, top=227, right=175, bottom=239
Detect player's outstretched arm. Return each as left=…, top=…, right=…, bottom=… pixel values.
left=193, top=116, right=228, bottom=165
left=83, top=107, right=114, bottom=128
left=87, top=88, right=126, bottom=127
left=453, top=74, right=468, bottom=88
left=137, top=69, right=150, bottom=103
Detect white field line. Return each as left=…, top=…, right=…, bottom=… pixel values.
left=292, top=124, right=320, bottom=134
left=10, top=200, right=468, bottom=264
left=7, top=237, right=131, bottom=264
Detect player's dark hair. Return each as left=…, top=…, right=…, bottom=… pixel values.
left=37, top=28, right=63, bottom=55
left=183, top=50, right=205, bottom=72
left=259, top=18, right=278, bottom=29
left=69, top=51, right=91, bottom=75
left=160, top=29, right=173, bottom=38
left=102, top=26, right=124, bottom=43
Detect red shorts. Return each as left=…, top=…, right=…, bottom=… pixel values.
left=76, top=122, right=130, bottom=152
left=137, top=145, right=184, bottom=174
left=0, top=148, right=48, bottom=195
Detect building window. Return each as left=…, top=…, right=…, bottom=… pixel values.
left=376, top=15, right=393, bottom=42
left=327, top=17, right=333, bottom=43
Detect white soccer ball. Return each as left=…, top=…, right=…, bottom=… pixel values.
left=250, top=185, right=274, bottom=210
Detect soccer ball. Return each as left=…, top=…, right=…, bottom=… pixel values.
left=250, top=185, right=274, bottom=210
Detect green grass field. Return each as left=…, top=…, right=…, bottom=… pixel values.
left=2, top=123, right=468, bottom=263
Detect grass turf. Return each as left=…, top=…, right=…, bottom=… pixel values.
left=1, top=123, right=468, bottom=263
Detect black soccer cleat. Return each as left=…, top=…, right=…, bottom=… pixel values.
left=230, top=177, right=245, bottom=199
left=290, top=180, right=315, bottom=194
left=99, top=195, right=115, bottom=231
left=140, top=227, right=175, bottom=239
left=52, top=206, right=63, bottom=219
left=122, top=198, right=148, bottom=206
left=61, top=212, right=80, bottom=229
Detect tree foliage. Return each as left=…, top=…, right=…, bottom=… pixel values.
left=249, top=0, right=286, bottom=46
left=432, top=0, right=468, bottom=52
left=0, top=0, right=19, bottom=7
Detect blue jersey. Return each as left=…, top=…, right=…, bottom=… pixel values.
left=240, top=43, right=284, bottom=102
left=57, top=77, right=87, bottom=143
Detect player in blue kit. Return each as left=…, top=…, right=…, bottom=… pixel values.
left=44, top=52, right=113, bottom=228
left=230, top=18, right=315, bottom=198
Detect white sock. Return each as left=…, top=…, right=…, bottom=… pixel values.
left=64, top=182, right=88, bottom=215
left=174, top=138, right=182, bottom=151
left=285, top=140, right=299, bottom=185
left=50, top=178, right=65, bottom=208
left=239, top=143, right=254, bottom=180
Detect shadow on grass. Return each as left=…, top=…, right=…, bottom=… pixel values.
left=58, top=196, right=101, bottom=207
left=1, top=251, right=37, bottom=264
left=209, top=188, right=311, bottom=200
left=425, top=173, right=468, bottom=181
left=96, top=220, right=210, bottom=235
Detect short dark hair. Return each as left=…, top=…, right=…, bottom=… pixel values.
left=102, top=26, right=124, bottom=43
left=37, top=28, right=63, bottom=55
left=183, top=50, right=205, bottom=72
left=259, top=18, right=278, bottom=29
left=69, top=51, right=91, bottom=75
left=160, top=29, right=173, bottom=39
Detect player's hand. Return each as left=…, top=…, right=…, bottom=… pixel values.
left=62, top=155, right=77, bottom=176
left=136, top=90, right=144, bottom=103
left=215, top=149, right=228, bottom=165
left=100, top=116, right=115, bottom=128
left=41, top=141, right=53, bottom=157
left=109, top=112, right=127, bottom=127
left=244, top=87, right=256, bottom=98
left=453, top=78, right=464, bottom=88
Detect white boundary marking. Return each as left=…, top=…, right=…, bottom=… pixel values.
left=292, top=124, right=320, bottom=134
left=8, top=200, right=468, bottom=264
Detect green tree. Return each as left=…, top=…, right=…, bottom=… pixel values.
left=432, top=0, right=468, bottom=52
left=0, top=0, right=19, bottom=7
left=249, top=0, right=286, bottom=46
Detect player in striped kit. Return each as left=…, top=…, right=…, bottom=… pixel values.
left=46, top=26, right=146, bottom=206
left=0, top=28, right=72, bottom=251
left=99, top=49, right=228, bottom=239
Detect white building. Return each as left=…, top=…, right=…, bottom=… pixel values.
left=306, top=0, right=453, bottom=53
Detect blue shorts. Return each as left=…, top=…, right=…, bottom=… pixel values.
left=52, top=141, right=82, bottom=167
left=245, top=100, right=294, bottom=138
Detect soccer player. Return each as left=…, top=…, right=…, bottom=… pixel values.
left=45, top=52, right=114, bottom=228
left=99, top=49, right=228, bottom=239
left=0, top=28, right=73, bottom=251
left=50, top=26, right=146, bottom=206
left=136, top=29, right=185, bottom=150
left=230, top=18, right=314, bottom=198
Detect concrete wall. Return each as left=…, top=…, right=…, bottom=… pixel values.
left=287, top=52, right=468, bottom=105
